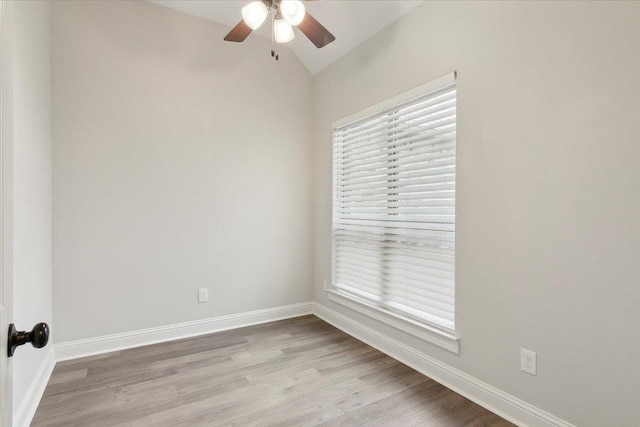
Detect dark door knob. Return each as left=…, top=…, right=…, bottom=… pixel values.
left=8, top=322, right=50, bottom=357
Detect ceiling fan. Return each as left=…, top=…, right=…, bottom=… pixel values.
left=224, top=0, right=335, bottom=60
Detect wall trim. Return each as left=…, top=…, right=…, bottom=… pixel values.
left=313, top=302, right=575, bottom=427
left=14, top=347, right=55, bottom=427
left=55, top=302, right=313, bottom=362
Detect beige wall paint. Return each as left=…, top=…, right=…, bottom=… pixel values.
left=312, top=2, right=640, bottom=426
left=51, top=1, right=313, bottom=342
left=11, top=0, right=53, bottom=414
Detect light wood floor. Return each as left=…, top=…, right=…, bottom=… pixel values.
left=33, top=316, right=514, bottom=427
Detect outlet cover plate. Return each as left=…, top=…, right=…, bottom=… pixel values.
left=521, top=348, right=537, bottom=375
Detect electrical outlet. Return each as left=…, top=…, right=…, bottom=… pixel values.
left=521, top=348, right=537, bottom=375
left=197, top=288, right=208, bottom=303
left=323, top=278, right=329, bottom=291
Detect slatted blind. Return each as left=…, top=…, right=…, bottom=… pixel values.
left=332, top=74, right=456, bottom=332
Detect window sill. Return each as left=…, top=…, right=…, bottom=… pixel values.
left=327, top=290, right=460, bottom=354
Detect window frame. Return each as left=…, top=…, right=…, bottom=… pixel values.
left=330, top=72, right=459, bottom=354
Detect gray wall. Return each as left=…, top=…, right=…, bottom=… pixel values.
left=311, top=2, right=640, bottom=426
left=52, top=1, right=314, bottom=342
left=49, top=1, right=640, bottom=425
left=11, top=0, right=53, bottom=414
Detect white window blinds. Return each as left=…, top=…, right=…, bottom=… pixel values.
left=332, top=74, right=456, bottom=332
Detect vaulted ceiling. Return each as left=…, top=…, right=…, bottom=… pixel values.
left=149, top=1, right=423, bottom=75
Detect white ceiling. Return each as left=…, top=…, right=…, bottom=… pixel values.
left=149, top=1, right=423, bottom=75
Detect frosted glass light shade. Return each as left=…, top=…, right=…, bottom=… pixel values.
left=242, top=1, right=269, bottom=30
left=280, top=0, right=306, bottom=26
left=274, top=19, right=294, bottom=43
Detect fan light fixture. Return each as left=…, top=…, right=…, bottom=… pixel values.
left=274, top=18, right=295, bottom=43
left=280, top=0, right=306, bottom=26
left=242, top=0, right=302, bottom=44
left=241, top=1, right=269, bottom=30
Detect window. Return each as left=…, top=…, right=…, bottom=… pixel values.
left=332, top=73, right=457, bottom=335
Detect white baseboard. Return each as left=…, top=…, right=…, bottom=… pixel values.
left=13, top=347, right=56, bottom=427
left=313, top=302, right=574, bottom=427
left=55, top=302, right=313, bottom=362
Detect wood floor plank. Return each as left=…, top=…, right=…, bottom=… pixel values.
left=32, top=315, right=515, bottom=427
left=334, top=371, right=430, bottom=413
left=47, top=368, right=88, bottom=385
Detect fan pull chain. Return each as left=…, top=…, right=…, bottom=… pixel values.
left=270, top=10, right=279, bottom=61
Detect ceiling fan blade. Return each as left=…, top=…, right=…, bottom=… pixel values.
left=298, top=12, right=335, bottom=48
left=224, top=20, right=252, bottom=43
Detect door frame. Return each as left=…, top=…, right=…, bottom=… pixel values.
left=0, top=0, right=14, bottom=424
